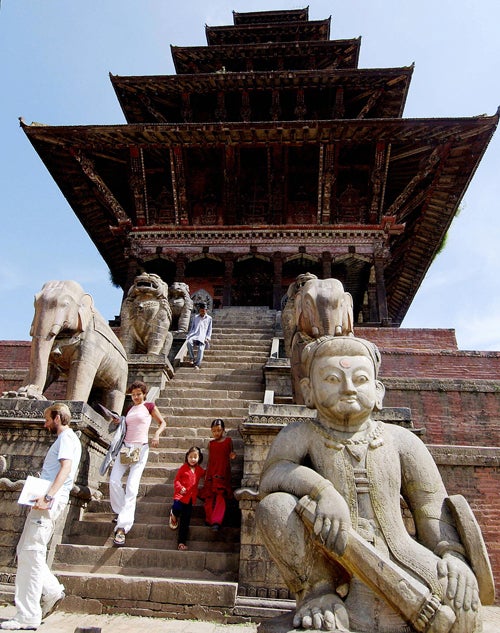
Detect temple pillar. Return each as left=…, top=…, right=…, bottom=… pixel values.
left=223, top=255, right=234, bottom=307
left=272, top=252, right=283, bottom=310
left=374, top=243, right=390, bottom=324
left=175, top=254, right=186, bottom=281
left=367, top=266, right=378, bottom=323
left=123, top=256, right=140, bottom=298
left=321, top=251, right=332, bottom=279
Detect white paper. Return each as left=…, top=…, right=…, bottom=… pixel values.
left=17, top=476, right=52, bottom=506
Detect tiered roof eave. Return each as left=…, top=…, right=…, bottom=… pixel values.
left=205, top=18, right=331, bottom=46
left=110, top=66, right=414, bottom=123
left=170, top=39, right=362, bottom=74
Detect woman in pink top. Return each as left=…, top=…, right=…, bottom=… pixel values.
left=109, top=380, right=167, bottom=546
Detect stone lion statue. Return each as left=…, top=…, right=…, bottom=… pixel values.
left=168, top=281, right=193, bottom=333
left=120, top=272, right=173, bottom=356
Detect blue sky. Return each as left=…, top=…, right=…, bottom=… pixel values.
left=1, top=1, right=499, bottom=350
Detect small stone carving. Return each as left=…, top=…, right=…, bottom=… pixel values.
left=257, top=335, right=493, bottom=633
left=5, top=280, right=128, bottom=413
left=168, top=281, right=194, bottom=332
left=282, top=274, right=354, bottom=404
left=119, top=272, right=173, bottom=355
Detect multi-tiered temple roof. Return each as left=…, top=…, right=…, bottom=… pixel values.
left=21, top=8, right=498, bottom=323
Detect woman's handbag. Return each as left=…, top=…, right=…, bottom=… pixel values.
left=119, top=445, right=141, bottom=464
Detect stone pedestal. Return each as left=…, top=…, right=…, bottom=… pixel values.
left=127, top=354, right=173, bottom=392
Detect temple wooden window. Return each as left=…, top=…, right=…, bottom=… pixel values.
left=185, top=148, right=223, bottom=226
left=237, top=148, right=269, bottom=224
left=286, top=146, right=318, bottom=224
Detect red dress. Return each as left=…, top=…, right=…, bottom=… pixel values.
left=201, top=436, right=233, bottom=526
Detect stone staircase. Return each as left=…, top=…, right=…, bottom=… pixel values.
left=51, top=306, right=277, bottom=620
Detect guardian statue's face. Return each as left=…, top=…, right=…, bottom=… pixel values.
left=302, top=353, right=383, bottom=427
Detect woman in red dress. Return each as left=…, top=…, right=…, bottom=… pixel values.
left=201, top=419, right=236, bottom=530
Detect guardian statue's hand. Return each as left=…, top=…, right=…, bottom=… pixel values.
left=312, top=483, right=351, bottom=556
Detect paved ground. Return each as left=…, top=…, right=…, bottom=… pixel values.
left=1, top=604, right=500, bottom=632
left=0, top=605, right=258, bottom=632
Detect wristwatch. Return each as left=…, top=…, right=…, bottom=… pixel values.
left=44, top=494, right=54, bottom=503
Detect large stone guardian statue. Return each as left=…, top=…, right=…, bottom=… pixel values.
left=8, top=280, right=128, bottom=413
left=119, top=272, right=173, bottom=355
left=257, top=335, right=494, bottom=633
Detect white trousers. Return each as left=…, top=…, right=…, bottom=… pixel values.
left=14, top=501, right=66, bottom=627
left=109, top=443, right=149, bottom=534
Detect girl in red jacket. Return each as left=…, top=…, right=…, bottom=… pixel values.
left=169, top=446, right=205, bottom=550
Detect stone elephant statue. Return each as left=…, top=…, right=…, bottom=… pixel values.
left=168, top=281, right=193, bottom=333
left=119, top=272, right=173, bottom=356
left=14, top=280, right=128, bottom=413
left=283, top=275, right=354, bottom=404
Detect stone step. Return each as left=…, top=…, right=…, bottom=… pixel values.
left=144, top=448, right=244, bottom=465
left=159, top=426, right=244, bottom=439
left=100, top=452, right=243, bottom=476
left=53, top=544, right=239, bottom=580
left=66, top=525, right=239, bottom=552
left=169, top=376, right=263, bottom=389
left=173, top=366, right=264, bottom=378
left=87, top=496, right=241, bottom=519
left=209, top=336, right=273, bottom=345
left=159, top=396, right=261, bottom=408
left=97, top=475, right=243, bottom=498
left=138, top=463, right=243, bottom=480
left=77, top=513, right=240, bottom=536
left=202, top=346, right=269, bottom=355
left=160, top=406, right=249, bottom=417
left=157, top=440, right=244, bottom=455
left=161, top=420, right=245, bottom=432
left=58, top=308, right=279, bottom=616
left=54, top=570, right=239, bottom=613
left=174, top=361, right=265, bottom=371
left=158, top=387, right=263, bottom=399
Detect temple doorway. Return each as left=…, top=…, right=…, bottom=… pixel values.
left=232, top=256, right=273, bottom=307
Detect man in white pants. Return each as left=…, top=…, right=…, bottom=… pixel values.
left=1, top=403, right=82, bottom=630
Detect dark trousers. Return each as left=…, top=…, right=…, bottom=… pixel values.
left=171, top=499, right=193, bottom=545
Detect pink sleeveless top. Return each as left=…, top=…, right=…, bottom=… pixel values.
left=124, top=402, right=155, bottom=444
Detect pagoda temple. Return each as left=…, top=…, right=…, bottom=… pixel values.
left=20, top=7, right=498, bottom=323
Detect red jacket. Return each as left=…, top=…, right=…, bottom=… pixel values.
left=173, top=463, right=205, bottom=503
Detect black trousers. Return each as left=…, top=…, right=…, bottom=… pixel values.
left=171, top=499, right=193, bottom=545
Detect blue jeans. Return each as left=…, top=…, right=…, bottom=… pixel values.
left=186, top=338, right=206, bottom=367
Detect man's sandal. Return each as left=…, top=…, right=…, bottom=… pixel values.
left=169, top=511, right=179, bottom=530
left=113, top=529, right=126, bottom=546
left=178, top=543, right=188, bottom=550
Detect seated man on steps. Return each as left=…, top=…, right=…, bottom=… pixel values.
left=186, top=302, right=212, bottom=370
